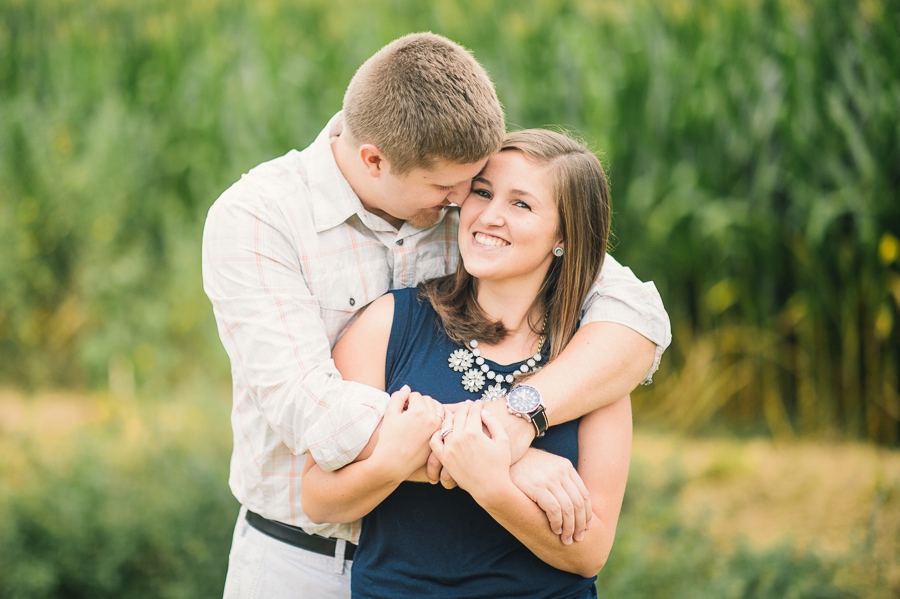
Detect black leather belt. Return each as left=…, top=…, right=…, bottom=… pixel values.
left=245, top=510, right=356, bottom=560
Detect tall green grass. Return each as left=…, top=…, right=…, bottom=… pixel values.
left=1, top=0, right=898, bottom=441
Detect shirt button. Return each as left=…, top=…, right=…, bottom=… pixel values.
left=349, top=298, right=356, bottom=306
left=396, top=239, right=404, bottom=246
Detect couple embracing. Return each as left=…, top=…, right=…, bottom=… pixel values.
left=203, top=32, right=671, bottom=599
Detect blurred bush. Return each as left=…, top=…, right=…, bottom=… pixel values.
left=602, top=462, right=861, bottom=599
left=0, top=394, right=867, bottom=598
left=0, top=393, right=238, bottom=599
left=0, top=0, right=898, bottom=440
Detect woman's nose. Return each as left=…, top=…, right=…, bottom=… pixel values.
left=478, top=196, right=505, bottom=226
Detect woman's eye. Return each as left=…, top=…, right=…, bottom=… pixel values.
left=474, top=188, right=492, bottom=199
left=514, top=200, right=531, bottom=210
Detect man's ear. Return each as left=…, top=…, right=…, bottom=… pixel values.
left=359, top=144, right=386, bottom=179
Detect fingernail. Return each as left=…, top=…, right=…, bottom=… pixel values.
left=555, top=528, right=562, bottom=535
left=575, top=532, right=584, bottom=542
left=563, top=537, right=572, bottom=545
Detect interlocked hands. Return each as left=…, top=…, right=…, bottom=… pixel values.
left=371, top=386, right=445, bottom=479
left=427, top=400, right=592, bottom=544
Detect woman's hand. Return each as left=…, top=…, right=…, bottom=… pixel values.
left=509, top=449, right=592, bottom=545
left=429, top=401, right=513, bottom=499
left=370, top=386, right=444, bottom=481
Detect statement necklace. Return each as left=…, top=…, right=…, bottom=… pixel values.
left=447, top=324, right=546, bottom=402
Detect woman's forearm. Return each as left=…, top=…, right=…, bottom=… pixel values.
left=301, top=454, right=406, bottom=524
left=474, top=478, right=614, bottom=578
left=437, top=399, right=631, bottom=578
left=301, top=390, right=441, bottom=523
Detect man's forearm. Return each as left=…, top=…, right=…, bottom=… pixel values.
left=436, top=322, right=653, bottom=470
left=532, top=322, right=654, bottom=426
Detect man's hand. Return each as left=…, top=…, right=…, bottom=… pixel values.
left=426, top=448, right=454, bottom=487
left=480, top=398, right=536, bottom=462
left=509, top=448, right=592, bottom=545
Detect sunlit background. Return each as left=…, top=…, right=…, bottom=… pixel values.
left=1, top=0, right=898, bottom=596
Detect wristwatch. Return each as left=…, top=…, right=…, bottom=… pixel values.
left=506, top=384, right=549, bottom=438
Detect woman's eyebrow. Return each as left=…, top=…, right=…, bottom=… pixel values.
left=473, top=177, right=540, bottom=201
left=509, top=188, right=537, bottom=200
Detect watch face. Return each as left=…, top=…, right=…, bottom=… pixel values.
left=508, top=385, right=541, bottom=413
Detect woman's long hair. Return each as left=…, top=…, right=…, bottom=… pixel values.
left=420, top=129, right=611, bottom=363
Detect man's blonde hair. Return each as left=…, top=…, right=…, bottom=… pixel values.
left=343, top=32, right=506, bottom=175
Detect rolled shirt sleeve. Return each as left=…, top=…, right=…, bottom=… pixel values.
left=580, top=254, right=672, bottom=384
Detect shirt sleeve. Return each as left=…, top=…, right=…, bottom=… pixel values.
left=580, top=254, right=672, bottom=384
left=202, top=185, right=390, bottom=472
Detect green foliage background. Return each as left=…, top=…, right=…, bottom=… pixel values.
left=3, top=0, right=898, bottom=441
left=3, top=0, right=899, bottom=593
left=2, top=0, right=899, bottom=440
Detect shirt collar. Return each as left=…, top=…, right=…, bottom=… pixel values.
left=307, top=112, right=368, bottom=233
left=306, top=111, right=453, bottom=236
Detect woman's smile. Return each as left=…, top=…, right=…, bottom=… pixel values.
left=473, top=232, right=510, bottom=248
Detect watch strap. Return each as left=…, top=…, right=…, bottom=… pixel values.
left=529, top=405, right=549, bottom=438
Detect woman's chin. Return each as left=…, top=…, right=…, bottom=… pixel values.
left=460, top=255, right=500, bottom=279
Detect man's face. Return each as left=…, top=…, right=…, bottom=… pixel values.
left=376, top=158, right=488, bottom=229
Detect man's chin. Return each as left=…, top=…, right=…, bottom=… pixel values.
left=406, top=209, right=444, bottom=229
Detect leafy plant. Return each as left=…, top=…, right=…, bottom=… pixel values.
left=0, top=0, right=897, bottom=440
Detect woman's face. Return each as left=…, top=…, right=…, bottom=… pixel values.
left=459, top=150, right=562, bottom=287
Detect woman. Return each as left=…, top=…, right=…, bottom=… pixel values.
left=302, top=129, right=632, bottom=598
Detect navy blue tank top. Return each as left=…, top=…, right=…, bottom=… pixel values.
left=350, top=288, right=597, bottom=599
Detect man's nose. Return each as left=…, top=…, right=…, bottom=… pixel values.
left=445, top=181, right=471, bottom=202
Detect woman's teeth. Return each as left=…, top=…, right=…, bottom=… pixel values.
left=474, top=232, right=508, bottom=247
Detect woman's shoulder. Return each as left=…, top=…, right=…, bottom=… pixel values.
left=387, top=287, right=435, bottom=318
left=388, top=286, right=426, bottom=302
left=353, top=288, right=431, bottom=341
left=365, top=291, right=397, bottom=318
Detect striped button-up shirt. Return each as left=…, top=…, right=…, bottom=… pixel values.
left=202, top=113, right=671, bottom=542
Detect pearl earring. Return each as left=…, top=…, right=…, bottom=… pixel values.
left=553, top=247, right=564, bottom=257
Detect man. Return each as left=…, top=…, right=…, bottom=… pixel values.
left=202, top=32, right=670, bottom=598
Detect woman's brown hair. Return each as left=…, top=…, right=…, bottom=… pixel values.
left=420, top=129, right=611, bottom=363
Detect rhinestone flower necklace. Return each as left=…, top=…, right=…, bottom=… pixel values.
left=447, top=322, right=547, bottom=402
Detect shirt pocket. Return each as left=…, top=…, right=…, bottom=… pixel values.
left=311, top=262, right=389, bottom=347
left=313, top=262, right=389, bottom=313
left=407, top=255, right=454, bottom=288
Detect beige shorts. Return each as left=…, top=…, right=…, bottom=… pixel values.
left=223, top=506, right=353, bottom=599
